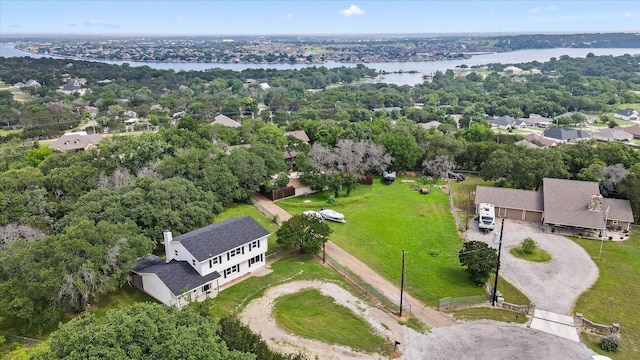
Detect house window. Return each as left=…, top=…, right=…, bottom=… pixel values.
left=203, top=283, right=211, bottom=293
left=209, top=256, right=221, bottom=268
left=248, top=254, right=262, bottom=267
left=229, top=247, right=243, bottom=259
left=223, top=264, right=240, bottom=278
left=249, top=240, right=260, bottom=250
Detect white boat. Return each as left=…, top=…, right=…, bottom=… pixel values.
left=319, top=209, right=346, bottom=223
left=302, top=210, right=324, bottom=220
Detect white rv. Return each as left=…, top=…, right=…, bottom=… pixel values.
left=478, top=203, right=495, bottom=232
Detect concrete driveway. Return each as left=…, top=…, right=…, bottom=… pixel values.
left=467, top=220, right=599, bottom=315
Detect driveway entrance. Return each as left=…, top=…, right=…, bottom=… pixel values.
left=468, top=220, right=599, bottom=315
left=530, top=309, right=580, bottom=342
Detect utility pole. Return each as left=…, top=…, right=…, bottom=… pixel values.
left=493, top=218, right=505, bottom=306
left=599, top=206, right=610, bottom=261
left=322, top=241, right=326, bottom=264
left=399, top=250, right=406, bottom=317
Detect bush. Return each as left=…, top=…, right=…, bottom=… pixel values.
left=521, top=237, right=537, bottom=254
left=600, top=335, right=620, bottom=352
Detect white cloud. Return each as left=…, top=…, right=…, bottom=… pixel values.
left=85, top=19, right=118, bottom=28
left=175, top=15, right=185, bottom=22
left=547, top=5, right=557, bottom=11
left=339, top=4, right=364, bottom=17
left=529, top=7, right=541, bottom=14
left=282, top=13, right=293, bottom=19
left=623, top=12, right=632, bottom=17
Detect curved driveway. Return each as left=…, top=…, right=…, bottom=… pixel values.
left=468, top=220, right=599, bottom=315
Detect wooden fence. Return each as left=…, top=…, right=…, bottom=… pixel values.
left=358, top=174, right=373, bottom=185
left=262, top=186, right=296, bottom=201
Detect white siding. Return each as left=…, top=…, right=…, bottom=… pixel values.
left=139, top=273, right=177, bottom=306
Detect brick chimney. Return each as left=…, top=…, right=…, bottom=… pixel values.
left=163, top=230, right=173, bottom=263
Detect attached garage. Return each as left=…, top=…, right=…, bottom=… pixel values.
left=475, top=186, right=544, bottom=223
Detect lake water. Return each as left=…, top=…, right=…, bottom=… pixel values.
left=1, top=43, right=638, bottom=86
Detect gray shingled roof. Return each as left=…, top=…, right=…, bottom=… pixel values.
left=602, top=198, right=635, bottom=222
left=49, top=133, right=103, bottom=152
left=615, top=108, right=637, bottom=117
left=514, top=140, right=541, bottom=149
left=615, top=124, right=640, bottom=137
left=543, top=178, right=605, bottom=229
left=543, top=127, right=590, bottom=141
left=475, top=186, right=543, bottom=212
left=490, top=115, right=516, bottom=127
left=525, top=133, right=557, bottom=147
left=591, top=128, right=633, bottom=142
left=284, top=130, right=310, bottom=143
left=175, top=216, right=269, bottom=262
left=212, top=114, right=241, bottom=128
left=132, top=255, right=220, bottom=295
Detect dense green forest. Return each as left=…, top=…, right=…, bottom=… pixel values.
left=0, top=53, right=640, bottom=356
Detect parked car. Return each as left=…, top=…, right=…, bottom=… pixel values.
left=447, top=171, right=465, bottom=182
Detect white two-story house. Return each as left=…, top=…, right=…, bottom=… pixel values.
left=130, top=216, right=269, bottom=307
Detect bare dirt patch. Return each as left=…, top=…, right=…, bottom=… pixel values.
left=241, top=280, right=405, bottom=359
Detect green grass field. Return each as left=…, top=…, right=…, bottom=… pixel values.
left=509, top=247, right=552, bottom=262
left=448, top=307, right=528, bottom=324
left=273, top=288, right=394, bottom=356
left=573, top=234, right=640, bottom=359
left=203, top=255, right=360, bottom=319
left=277, top=178, right=485, bottom=306
left=488, top=274, right=530, bottom=305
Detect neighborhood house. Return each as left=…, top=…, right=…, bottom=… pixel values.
left=130, top=216, right=269, bottom=307
left=49, top=131, right=103, bottom=152
left=475, top=178, right=634, bottom=238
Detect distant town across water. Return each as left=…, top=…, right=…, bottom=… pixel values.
left=1, top=43, right=638, bottom=86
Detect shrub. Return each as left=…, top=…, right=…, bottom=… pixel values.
left=600, top=335, right=620, bottom=352
left=521, top=237, right=537, bottom=254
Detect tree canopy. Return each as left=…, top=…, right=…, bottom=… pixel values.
left=30, top=302, right=252, bottom=360
left=276, top=214, right=332, bottom=254
left=458, top=241, right=498, bottom=286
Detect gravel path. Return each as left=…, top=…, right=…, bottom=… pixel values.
left=240, top=280, right=405, bottom=359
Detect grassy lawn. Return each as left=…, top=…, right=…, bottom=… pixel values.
left=277, top=178, right=485, bottom=306
left=203, top=254, right=359, bottom=319
left=89, top=283, right=157, bottom=318
left=573, top=234, right=640, bottom=359
left=488, top=274, right=530, bottom=305
left=509, top=247, right=552, bottom=262
left=448, top=306, right=529, bottom=324
left=449, top=175, right=494, bottom=228
left=273, top=288, right=394, bottom=356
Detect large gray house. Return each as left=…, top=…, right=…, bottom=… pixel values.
left=475, top=178, right=634, bottom=238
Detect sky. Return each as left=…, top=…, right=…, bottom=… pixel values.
left=1, top=1, right=639, bottom=37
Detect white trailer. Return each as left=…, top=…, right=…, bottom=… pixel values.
left=478, top=203, right=496, bottom=232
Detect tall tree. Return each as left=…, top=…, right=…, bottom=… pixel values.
left=459, top=241, right=498, bottom=286
left=30, top=302, right=252, bottom=360
left=307, top=139, right=392, bottom=195
left=276, top=214, right=332, bottom=254
left=0, top=218, right=154, bottom=331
